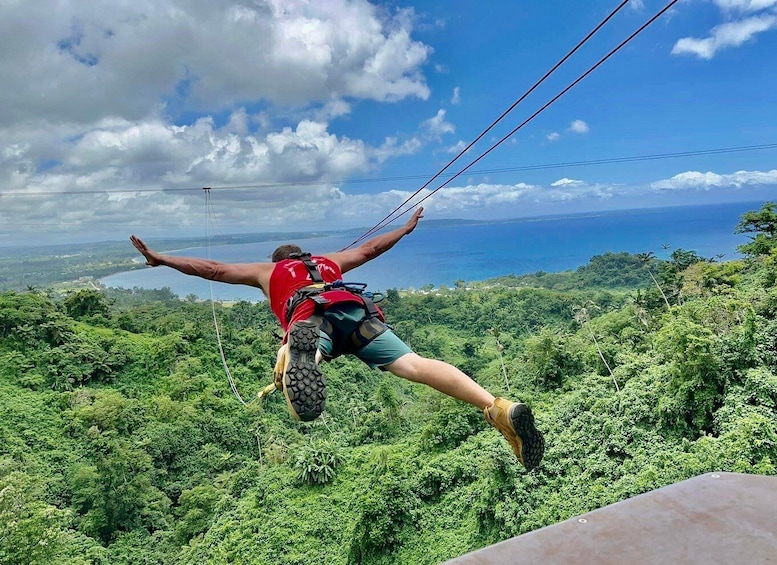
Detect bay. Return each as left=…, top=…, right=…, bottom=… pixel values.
left=101, top=201, right=758, bottom=302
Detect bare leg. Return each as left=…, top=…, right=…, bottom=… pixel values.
left=384, top=353, right=546, bottom=470
left=384, top=353, right=495, bottom=410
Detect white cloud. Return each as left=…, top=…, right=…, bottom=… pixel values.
left=0, top=0, right=432, bottom=127
left=568, top=120, right=589, bottom=134
left=0, top=0, right=443, bottom=244
left=424, top=182, right=539, bottom=212
left=650, top=169, right=777, bottom=190
left=714, top=0, right=777, bottom=13
left=0, top=113, right=436, bottom=240
left=446, top=140, right=468, bottom=154
left=372, top=136, right=423, bottom=163
left=421, top=109, right=455, bottom=138
left=1, top=1, right=773, bottom=245
left=423, top=178, right=624, bottom=213
left=672, top=9, right=777, bottom=59
left=551, top=178, right=586, bottom=187
left=546, top=121, right=587, bottom=141
left=3, top=160, right=776, bottom=243
left=314, top=100, right=352, bottom=122
left=630, top=0, right=645, bottom=10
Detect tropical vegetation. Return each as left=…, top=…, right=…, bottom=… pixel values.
left=1, top=203, right=776, bottom=564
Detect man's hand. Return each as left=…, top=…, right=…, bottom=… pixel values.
left=404, top=207, right=424, bottom=234
left=328, top=206, right=426, bottom=273
left=130, top=235, right=162, bottom=267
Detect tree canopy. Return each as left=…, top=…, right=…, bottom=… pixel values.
left=1, top=204, right=776, bottom=563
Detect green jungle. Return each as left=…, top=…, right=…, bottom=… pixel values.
left=2, top=203, right=777, bottom=564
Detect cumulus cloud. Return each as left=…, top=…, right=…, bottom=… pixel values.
left=0, top=0, right=432, bottom=126
left=0, top=113, right=434, bottom=241
left=2, top=1, right=773, bottom=246
left=551, top=178, right=586, bottom=187
left=545, top=121, right=587, bottom=142
left=420, top=109, right=455, bottom=138
left=672, top=1, right=777, bottom=59
left=714, top=0, right=777, bottom=13
left=568, top=120, right=590, bottom=134
left=3, top=157, right=776, bottom=243
left=0, top=0, right=444, bottom=243
left=446, top=140, right=468, bottom=154
left=650, top=169, right=777, bottom=190
left=423, top=178, right=620, bottom=212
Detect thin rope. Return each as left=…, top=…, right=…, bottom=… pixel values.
left=340, top=0, right=681, bottom=250
left=204, top=188, right=256, bottom=406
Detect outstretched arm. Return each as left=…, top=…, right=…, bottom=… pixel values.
left=326, top=207, right=424, bottom=273
left=130, top=235, right=273, bottom=290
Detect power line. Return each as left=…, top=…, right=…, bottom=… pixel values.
left=0, top=141, right=774, bottom=199
left=0, top=142, right=774, bottom=203
left=342, top=0, right=681, bottom=250
left=479, top=143, right=777, bottom=173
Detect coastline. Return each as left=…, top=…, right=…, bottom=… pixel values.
left=100, top=201, right=753, bottom=301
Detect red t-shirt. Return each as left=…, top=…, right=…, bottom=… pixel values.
left=268, top=256, right=381, bottom=331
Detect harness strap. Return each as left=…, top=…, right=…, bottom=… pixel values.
left=285, top=284, right=328, bottom=325
left=360, top=294, right=380, bottom=319
left=349, top=317, right=388, bottom=351
left=318, top=313, right=388, bottom=361
left=289, top=252, right=324, bottom=283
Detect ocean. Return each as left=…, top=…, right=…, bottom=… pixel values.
left=101, top=201, right=759, bottom=302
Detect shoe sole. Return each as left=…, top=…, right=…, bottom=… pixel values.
left=510, top=403, right=545, bottom=471
left=283, top=320, right=326, bottom=422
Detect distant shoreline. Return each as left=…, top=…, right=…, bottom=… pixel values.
left=2, top=199, right=765, bottom=255
left=99, top=201, right=753, bottom=302
left=0, top=200, right=759, bottom=293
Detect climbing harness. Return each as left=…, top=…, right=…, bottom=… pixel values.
left=282, top=253, right=387, bottom=350
left=258, top=252, right=388, bottom=401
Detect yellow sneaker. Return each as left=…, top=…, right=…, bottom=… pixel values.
left=484, top=398, right=545, bottom=470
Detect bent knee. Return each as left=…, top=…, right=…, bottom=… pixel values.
left=385, top=353, right=426, bottom=380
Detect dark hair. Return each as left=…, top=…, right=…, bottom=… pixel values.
left=271, top=244, right=303, bottom=262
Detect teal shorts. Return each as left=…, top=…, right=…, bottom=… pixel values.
left=317, top=303, right=412, bottom=369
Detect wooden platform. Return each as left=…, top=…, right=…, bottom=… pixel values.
left=445, top=472, right=777, bottom=564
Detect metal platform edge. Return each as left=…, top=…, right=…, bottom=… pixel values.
left=444, top=472, right=777, bottom=565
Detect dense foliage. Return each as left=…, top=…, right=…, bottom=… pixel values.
left=1, top=204, right=776, bottom=564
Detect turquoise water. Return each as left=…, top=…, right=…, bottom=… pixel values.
left=102, top=201, right=758, bottom=302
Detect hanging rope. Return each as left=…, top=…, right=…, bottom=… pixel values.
left=341, top=0, right=680, bottom=251
left=203, top=187, right=258, bottom=407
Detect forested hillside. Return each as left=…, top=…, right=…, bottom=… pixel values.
left=2, top=205, right=776, bottom=565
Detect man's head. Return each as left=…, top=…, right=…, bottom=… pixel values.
left=271, top=244, right=303, bottom=262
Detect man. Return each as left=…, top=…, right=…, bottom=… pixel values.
left=130, top=208, right=544, bottom=470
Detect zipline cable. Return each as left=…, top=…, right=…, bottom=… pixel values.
left=341, top=0, right=681, bottom=251
left=340, top=0, right=634, bottom=249
left=204, top=187, right=257, bottom=407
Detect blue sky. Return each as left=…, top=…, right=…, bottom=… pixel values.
left=0, top=0, right=775, bottom=246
